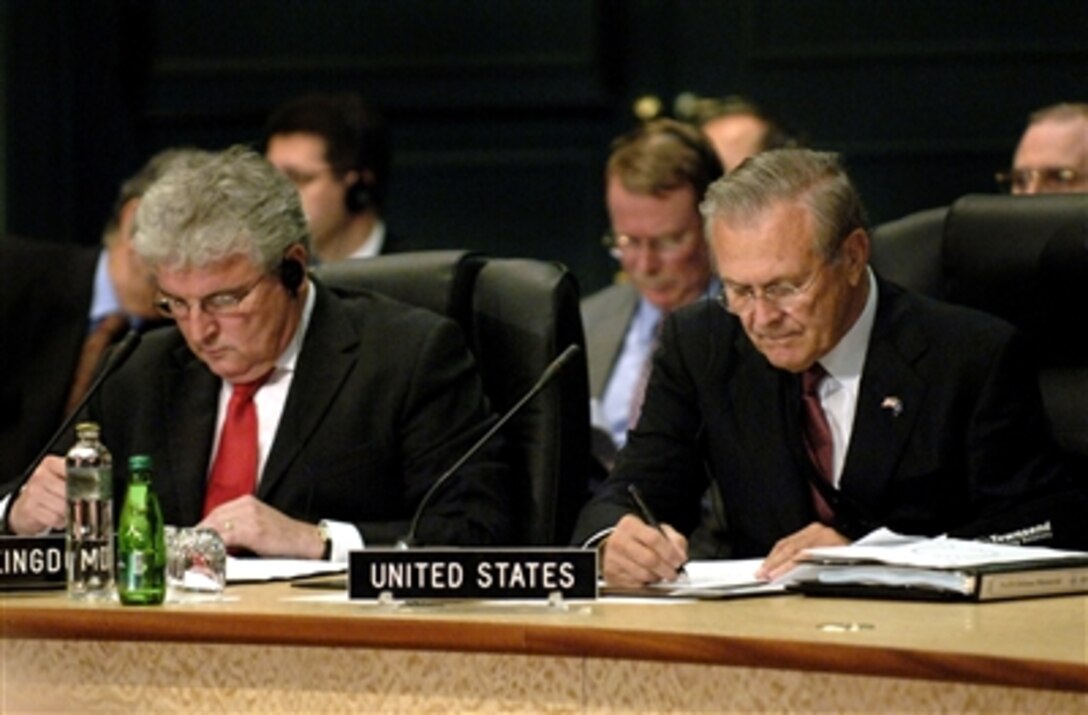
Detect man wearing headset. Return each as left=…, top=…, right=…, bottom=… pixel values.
left=3, top=147, right=510, bottom=559
left=263, top=91, right=414, bottom=262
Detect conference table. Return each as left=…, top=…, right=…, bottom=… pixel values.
left=2, top=579, right=1086, bottom=713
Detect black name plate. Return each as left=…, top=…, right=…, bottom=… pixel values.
left=348, top=548, right=597, bottom=600
left=0, top=535, right=65, bottom=590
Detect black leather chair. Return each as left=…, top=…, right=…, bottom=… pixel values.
left=313, top=250, right=481, bottom=334
left=469, top=258, right=591, bottom=545
left=313, top=251, right=591, bottom=545
left=941, top=194, right=1088, bottom=457
left=871, top=194, right=1088, bottom=456
left=869, top=205, right=949, bottom=299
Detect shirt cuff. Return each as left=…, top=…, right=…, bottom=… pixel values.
left=0, top=491, right=12, bottom=534
left=582, top=526, right=615, bottom=549
left=323, top=519, right=364, bottom=563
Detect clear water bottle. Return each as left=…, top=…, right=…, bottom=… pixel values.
left=65, top=421, right=114, bottom=600
left=117, top=455, right=166, bottom=605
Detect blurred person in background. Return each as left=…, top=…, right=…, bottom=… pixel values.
left=998, top=102, right=1088, bottom=195
left=0, top=148, right=210, bottom=491
left=582, top=120, right=722, bottom=474
left=681, top=94, right=802, bottom=172
left=264, top=91, right=414, bottom=262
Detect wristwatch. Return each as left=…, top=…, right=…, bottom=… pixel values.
left=316, top=520, right=332, bottom=560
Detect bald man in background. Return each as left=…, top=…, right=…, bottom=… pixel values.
left=1000, top=102, right=1088, bottom=194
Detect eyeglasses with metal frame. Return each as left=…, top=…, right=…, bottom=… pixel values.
left=995, top=167, right=1081, bottom=194
left=717, top=260, right=832, bottom=315
left=602, top=230, right=697, bottom=261
left=153, top=274, right=268, bottom=320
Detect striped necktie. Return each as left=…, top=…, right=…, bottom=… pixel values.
left=801, top=364, right=836, bottom=523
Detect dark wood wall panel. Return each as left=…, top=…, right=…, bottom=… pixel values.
left=4, top=1, right=1086, bottom=296
left=751, top=1, right=1087, bottom=58
left=145, top=1, right=615, bottom=111
left=671, top=1, right=1088, bottom=227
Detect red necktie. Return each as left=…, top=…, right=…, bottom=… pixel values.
left=202, top=375, right=270, bottom=516
left=801, top=364, right=836, bottom=523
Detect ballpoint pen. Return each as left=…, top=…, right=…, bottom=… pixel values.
left=627, top=484, right=688, bottom=577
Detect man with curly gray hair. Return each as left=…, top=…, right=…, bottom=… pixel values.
left=6, top=146, right=511, bottom=558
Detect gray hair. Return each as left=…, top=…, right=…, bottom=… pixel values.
left=699, top=148, right=867, bottom=259
left=133, top=145, right=311, bottom=271
left=103, top=147, right=215, bottom=246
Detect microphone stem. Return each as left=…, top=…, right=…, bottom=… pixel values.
left=400, top=344, right=580, bottom=547
left=15, top=330, right=141, bottom=486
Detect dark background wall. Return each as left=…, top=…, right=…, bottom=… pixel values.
left=3, top=0, right=1086, bottom=296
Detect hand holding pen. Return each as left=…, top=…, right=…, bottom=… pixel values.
left=626, top=484, right=689, bottom=579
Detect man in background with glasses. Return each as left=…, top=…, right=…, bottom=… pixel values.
left=582, top=119, right=722, bottom=478
left=263, top=91, right=415, bottom=263
left=997, top=102, right=1087, bottom=195
left=574, top=149, right=1085, bottom=587
left=3, top=147, right=510, bottom=558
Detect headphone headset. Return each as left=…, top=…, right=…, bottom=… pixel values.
left=279, top=257, right=305, bottom=297
left=345, top=177, right=372, bottom=214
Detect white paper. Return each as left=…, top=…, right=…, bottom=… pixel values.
left=226, top=557, right=346, bottom=584
left=788, top=562, right=973, bottom=593
left=802, top=528, right=1088, bottom=570
left=622, top=558, right=785, bottom=598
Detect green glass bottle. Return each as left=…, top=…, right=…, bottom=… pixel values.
left=117, top=454, right=166, bottom=605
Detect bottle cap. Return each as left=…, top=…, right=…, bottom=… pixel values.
left=75, top=421, right=100, bottom=435
left=129, top=454, right=153, bottom=471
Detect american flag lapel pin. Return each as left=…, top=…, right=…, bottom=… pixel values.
left=881, top=396, right=903, bottom=417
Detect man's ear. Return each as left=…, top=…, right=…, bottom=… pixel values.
left=117, top=198, right=141, bottom=246
left=842, top=228, right=870, bottom=285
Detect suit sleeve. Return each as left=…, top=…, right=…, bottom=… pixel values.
left=570, top=309, right=715, bottom=545
left=950, top=329, right=1088, bottom=546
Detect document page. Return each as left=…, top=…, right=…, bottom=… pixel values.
left=227, top=557, right=346, bottom=584
left=802, top=528, right=1088, bottom=569
left=602, top=558, right=786, bottom=599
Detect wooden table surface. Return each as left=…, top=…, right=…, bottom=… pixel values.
left=3, top=580, right=1086, bottom=693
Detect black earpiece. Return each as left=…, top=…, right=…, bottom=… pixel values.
left=345, top=178, right=372, bottom=213
left=279, top=258, right=305, bottom=296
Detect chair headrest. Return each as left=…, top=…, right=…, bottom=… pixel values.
left=943, top=194, right=1088, bottom=364
left=869, top=205, right=949, bottom=298
left=312, top=250, right=483, bottom=328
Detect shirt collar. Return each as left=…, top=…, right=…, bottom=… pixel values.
left=275, top=277, right=317, bottom=375
left=633, top=276, right=722, bottom=339
left=818, top=267, right=878, bottom=385
left=348, top=220, right=386, bottom=259
left=89, top=249, right=121, bottom=322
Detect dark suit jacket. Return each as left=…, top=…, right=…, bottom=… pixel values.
left=572, top=277, right=1079, bottom=555
left=380, top=229, right=415, bottom=255
left=0, top=236, right=98, bottom=487
left=84, top=280, right=512, bottom=546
